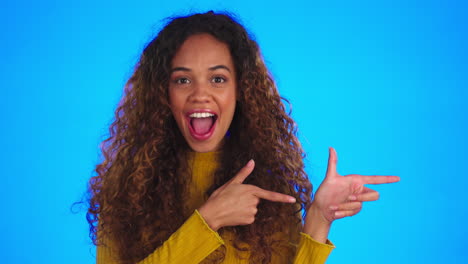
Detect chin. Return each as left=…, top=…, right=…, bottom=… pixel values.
left=187, top=143, right=218, bottom=153
left=186, top=137, right=224, bottom=153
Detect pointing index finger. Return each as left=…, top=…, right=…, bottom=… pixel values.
left=361, top=175, right=400, bottom=185
left=252, top=186, right=296, bottom=203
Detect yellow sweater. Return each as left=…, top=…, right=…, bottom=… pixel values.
left=97, top=152, right=334, bottom=263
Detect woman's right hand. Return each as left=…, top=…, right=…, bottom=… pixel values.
left=198, top=160, right=296, bottom=231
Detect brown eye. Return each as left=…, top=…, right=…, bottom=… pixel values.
left=175, top=78, right=190, bottom=84
left=212, top=76, right=226, bottom=83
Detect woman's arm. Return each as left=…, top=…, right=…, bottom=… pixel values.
left=292, top=232, right=335, bottom=264
left=302, top=203, right=332, bottom=244
left=96, top=210, right=224, bottom=264
left=292, top=202, right=335, bottom=264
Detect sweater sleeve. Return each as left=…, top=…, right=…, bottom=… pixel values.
left=96, top=210, right=224, bottom=264
left=292, top=232, right=335, bottom=264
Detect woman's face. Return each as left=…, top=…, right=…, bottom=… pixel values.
left=169, top=33, right=237, bottom=153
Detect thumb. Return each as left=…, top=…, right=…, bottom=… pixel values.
left=325, top=147, right=338, bottom=178
left=231, top=159, right=255, bottom=184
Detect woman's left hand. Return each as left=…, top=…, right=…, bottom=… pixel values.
left=303, top=147, right=400, bottom=242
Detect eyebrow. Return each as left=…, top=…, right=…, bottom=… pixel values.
left=209, top=65, right=231, bottom=72
left=170, top=65, right=232, bottom=73
left=171, top=67, right=190, bottom=73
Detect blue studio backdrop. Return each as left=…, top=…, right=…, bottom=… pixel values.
left=2, top=0, right=467, bottom=263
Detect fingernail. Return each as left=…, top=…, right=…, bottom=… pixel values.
left=247, top=159, right=254, bottom=167
left=288, top=197, right=296, bottom=203
left=335, top=211, right=343, bottom=217
left=348, top=195, right=357, bottom=201
left=329, top=205, right=338, bottom=210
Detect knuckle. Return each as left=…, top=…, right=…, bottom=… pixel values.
left=250, top=185, right=260, bottom=192
left=239, top=169, right=248, bottom=177
left=252, top=207, right=258, bottom=215
left=254, top=197, right=260, bottom=205
left=268, top=193, right=278, bottom=201
left=351, top=182, right=361, bottom=190
left=234, top=174, right=244, bottom=182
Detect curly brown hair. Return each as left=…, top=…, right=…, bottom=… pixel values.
left=87, top=11, right=313, bottom=264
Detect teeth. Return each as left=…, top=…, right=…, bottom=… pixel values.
left=189, top=112, right=215, bottom=118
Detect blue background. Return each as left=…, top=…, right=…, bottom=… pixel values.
left=2, top=0, right=467, bottom=263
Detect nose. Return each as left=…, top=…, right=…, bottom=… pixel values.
left=189, top=81, right=211, bottom=103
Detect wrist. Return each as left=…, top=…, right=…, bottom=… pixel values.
left=198, top=203, right=221, bottom=232
left=303, top=202, right=332, bottom=243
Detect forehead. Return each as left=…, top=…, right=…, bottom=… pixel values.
left=171, top=33, right=234, bottom=69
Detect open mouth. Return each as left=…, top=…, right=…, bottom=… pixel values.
left=187, top=111, right=218, bottom=140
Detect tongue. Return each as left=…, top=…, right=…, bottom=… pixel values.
left=192, top=117, right=213, bottom=135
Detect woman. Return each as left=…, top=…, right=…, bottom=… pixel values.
left=87, top=11, right=399, bottom=264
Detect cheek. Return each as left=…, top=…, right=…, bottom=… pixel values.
left=168, top=89, right=182, bottom=112
left=224, top=92, right=237, bottom=120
